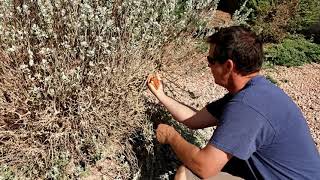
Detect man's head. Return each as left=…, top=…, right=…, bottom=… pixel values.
left=206, top=26, right=263, bottom=88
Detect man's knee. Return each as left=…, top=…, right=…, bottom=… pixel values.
left=175, top=165, right=202, bottom=180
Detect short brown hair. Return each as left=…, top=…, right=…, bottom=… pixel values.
left=207, top=26, right=264, bottom=75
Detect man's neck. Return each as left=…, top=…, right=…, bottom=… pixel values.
left=227, top=72, right=259, bottom=95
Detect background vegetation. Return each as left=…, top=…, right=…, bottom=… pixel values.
left=245, top=0, right=320, bottom=66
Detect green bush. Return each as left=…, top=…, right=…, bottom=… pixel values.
left=246, top=0, right=320, bottom=43
left=246, top=0, right=299, bottom=43
left=289, top=0, right=320, bottom=32
left=265, top=36, right=320, bottom=66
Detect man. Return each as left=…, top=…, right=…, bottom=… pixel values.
left=147, top=26, right=320, bottom=180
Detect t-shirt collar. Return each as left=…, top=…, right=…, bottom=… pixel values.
left=240, top=75, right=264, bottom=91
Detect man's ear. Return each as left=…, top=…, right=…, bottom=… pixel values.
left=225, top=59, right=235, bottom=73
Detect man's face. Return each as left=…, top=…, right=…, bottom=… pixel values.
left=207, top=44, right=230, bottom=87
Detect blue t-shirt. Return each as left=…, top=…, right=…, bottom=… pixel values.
left=206, top=75, right=320, bottom=179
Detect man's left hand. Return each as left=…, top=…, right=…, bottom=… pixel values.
left=156, top=124, right=177, bottom=144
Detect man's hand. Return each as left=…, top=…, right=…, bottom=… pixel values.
left=147, top=73, right=164, bottom=98
left=156, top=124, right=178, bottom=144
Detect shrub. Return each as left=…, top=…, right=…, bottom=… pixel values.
left=0, top=0, right=199, bottom=178
left=289, top=0, right=320, bottom=33
left=246, top=0, right=320, bottom=43
left=307, top=21, right=320, bottom=44
left=247, top=0, right=299, bottom=43
left=265, top=36, right=320, bottom=66
left=0, top=0, right=252, bottom=179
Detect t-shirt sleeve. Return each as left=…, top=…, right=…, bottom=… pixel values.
left=209, top=101, right=271, bottom=160
left=206, top=93, right=233, bottom=119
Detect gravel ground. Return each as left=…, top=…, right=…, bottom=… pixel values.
left=161, top=54, right=320, bottom=151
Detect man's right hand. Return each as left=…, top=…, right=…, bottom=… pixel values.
left=147, top=73, right=165, bottom=98
left=156, top=124, right=178, bottom=144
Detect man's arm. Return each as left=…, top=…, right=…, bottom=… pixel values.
left=157, top=124, right=232, bottom=178
left=148, top=74, right=218, bottom=129
left=156, top=92, right=198, bottom=122
left=157, top=93, right=218, bottom=129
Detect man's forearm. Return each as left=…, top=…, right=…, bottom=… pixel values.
left=156, top=93, right=198, bottom=122
left=168, top=131, right=204, bottom=177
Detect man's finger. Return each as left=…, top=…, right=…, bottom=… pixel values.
left=148, top=84, right=156, bottom=93
left=157, top=123, right=165, bottom=129
left=147, top=75, right=155, bottom=88
left=150, top=81, right=156, bottom=89
left=147, top=74, right=153, bottom=83
left=156, top=129, right=165, bottom=144
left=156, top=72, right=162, bottom=81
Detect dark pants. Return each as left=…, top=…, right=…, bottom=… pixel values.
left=222, top=157, right=262, bottom=180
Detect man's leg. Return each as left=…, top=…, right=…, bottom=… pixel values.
left=174, top=166, right=200, bottom=180
left=174, top=165, right=243, bottom=180
left=221, top=157, right=257, bottom=180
